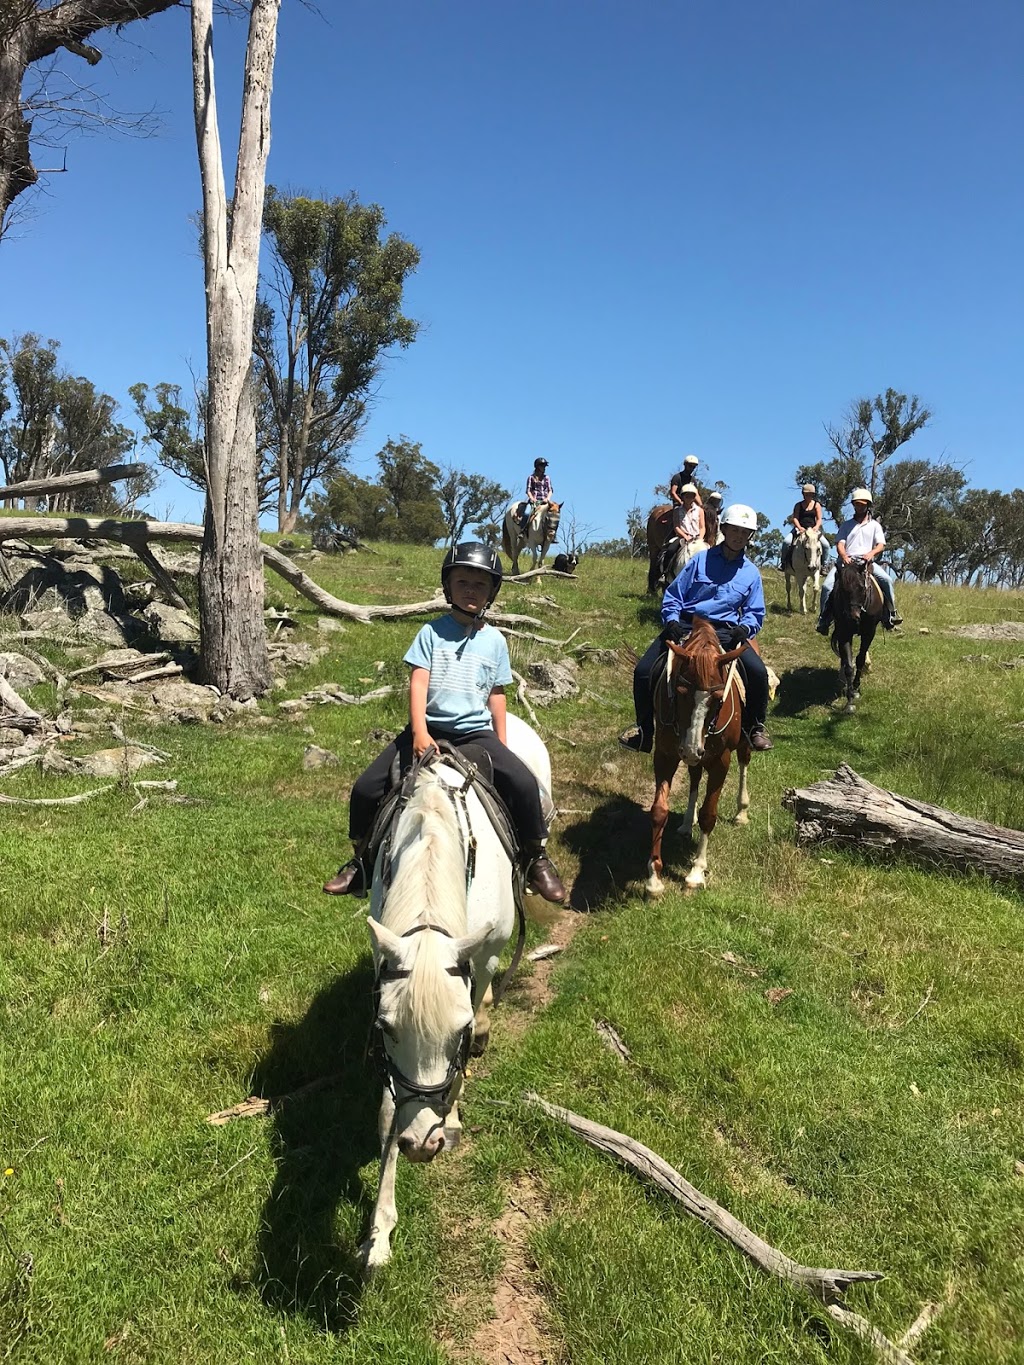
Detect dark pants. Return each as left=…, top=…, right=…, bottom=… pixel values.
left=349, top=725, right=548, bottom=846
left=633, top=625, right=770, bottom=740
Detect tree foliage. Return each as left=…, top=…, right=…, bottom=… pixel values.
left=254, top=188, right=420, bottom=532
left=311, top=437, right=446, bottom=546
left=0, top=0, right=179, bottom=240
left=0, top=334, right=153, bottom=512
left=437, top=466, right=511, bottom=545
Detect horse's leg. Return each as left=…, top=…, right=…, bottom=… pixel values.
left=682, top=764, right=702, bottom=837
left=444, top=1072, right=465, bottom=1151
left=838, top=636, right=857, bottom=713
left=646, top=749, right=680, bottom=898
left=471, top=981, right=494, bottom=1056
left=853, top=622, right=877, bottom=697
left=810, top=568, right=820, bottom=614
left=785, top=569, right=793, bottom=611
left=685, top=755, right=729, bottom=889
left=733, top=744, right=752, bottom=826
left=360, top=1090, right=400, bottom=1274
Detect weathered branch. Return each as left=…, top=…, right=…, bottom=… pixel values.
left=782, top=763, right=1024, bottom=883
left=524, top=1094, right=882, bottom=1303
left=0, top=463, right=147, bottom=502
left=0, top=518, right=543, bottom=626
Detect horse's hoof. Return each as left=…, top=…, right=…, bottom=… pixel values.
left=683, top=879, right=706, bottom=894
left=645, top=879, right=666, bottom=899
left=844, top=703, right=856, bottom=714
left=359, top=1240, right=391, bottom=1279
left=733, top=813, right=749, bottom=826
left=470, top=1029, right=490, bottom=1057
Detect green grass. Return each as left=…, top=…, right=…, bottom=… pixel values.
left=2, top=546, right=1023, bottom=1362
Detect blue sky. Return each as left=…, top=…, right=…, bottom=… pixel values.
left=2, top=0, right=1021, bottom=545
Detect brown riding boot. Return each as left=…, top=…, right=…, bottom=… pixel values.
left=524, top=845, right=566, bottom=903
left=322, top=855, right=366, bottom=896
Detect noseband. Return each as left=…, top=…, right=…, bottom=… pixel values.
left=371, top=923, right=475, bottom=1118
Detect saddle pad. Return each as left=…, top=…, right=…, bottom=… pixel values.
left=867, top=575, right=885, bottom=614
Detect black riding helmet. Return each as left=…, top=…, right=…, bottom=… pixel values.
left=441, top=541, right=503, bottom=608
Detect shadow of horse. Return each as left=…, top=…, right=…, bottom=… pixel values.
left=560, top=791, right=683, bottom=910
left=250, top=963, right=379, bottom=1334
left=772, top=665, right=845, bottom=716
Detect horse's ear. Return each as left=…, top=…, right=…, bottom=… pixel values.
left=454, top=920, right=496, bottom=963
left=717, top=646, right=746, bottom=666
left=368, top=918, right=404, bottom=959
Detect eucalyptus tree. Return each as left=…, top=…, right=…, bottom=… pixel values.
left=0, top=0, right=178, bottom=239
left=825, top=389, right=932, bottom=498
left=191, top=0, right=280, bottom=699
left=254, top=189, right=420, bottom=532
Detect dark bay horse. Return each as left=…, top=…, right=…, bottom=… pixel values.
left=831, top=559, right=884, bottom=714
left=647, top=617, right=753, bottom=894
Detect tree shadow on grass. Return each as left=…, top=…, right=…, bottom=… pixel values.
left=561, top=788, right=691, bottom=910
left=250, top=962, right=379, bottom=1335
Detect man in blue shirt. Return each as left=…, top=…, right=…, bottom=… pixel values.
left=619, top=503, right=774, bottom=753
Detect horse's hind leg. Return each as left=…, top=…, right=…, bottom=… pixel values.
left=361, top=1091, right=400, bottom=1275
left=785, top=572, right=793, bottom=611
left=683, top=764, right=702, bottom=837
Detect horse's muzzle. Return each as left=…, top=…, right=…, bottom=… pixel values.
left=398, top=1130, right=445, bottom=1162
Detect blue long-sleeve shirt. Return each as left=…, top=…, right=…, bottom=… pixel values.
left=661, top=546, right=765, bottom=636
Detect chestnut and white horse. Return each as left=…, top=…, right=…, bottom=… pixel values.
left=502, top=500, right=561, bottom=573
left=361, top=714, right=552, bottom=1273
left=785, top=527, right=824, bottom=614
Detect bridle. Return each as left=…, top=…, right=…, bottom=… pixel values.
left=370, top=923, right=475, bottom=1121
left=659, top=640, right=745, bottom=743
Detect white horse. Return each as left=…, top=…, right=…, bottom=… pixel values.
left=662, top=536, right=707, bottom=587
left=785, top=527, right=824, bottom=614
left=361, top=714, right=553, bottom=1273
left=501, top=500, right=561, bottom=574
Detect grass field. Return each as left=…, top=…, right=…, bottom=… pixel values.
left=2, top=542, right=1023, bottom=1364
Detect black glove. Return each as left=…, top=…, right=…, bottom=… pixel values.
left=661, top=619, right=687, bottom=645
left=729, top=624, right=751, bottom=646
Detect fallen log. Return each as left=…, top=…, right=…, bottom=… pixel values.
left=781, top=763, right=1024, bottom=883
left=0, top=463, right=148, bottom=503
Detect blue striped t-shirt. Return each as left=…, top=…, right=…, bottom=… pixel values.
left=403, top=615, right=513, bottom=735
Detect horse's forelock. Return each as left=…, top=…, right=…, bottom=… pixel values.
left=680, top=618, right=723, bottom=689
left=382, top=776, right=468, bottom=939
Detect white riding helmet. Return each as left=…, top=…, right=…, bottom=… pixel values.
left=679, top=483, right=699, bottom=495
left=801, top=482, right=816, bottom=494
left=850, top=487, right=873, bottom=504
left=720, top=503, right=758, bottom=531
left=683, top=453, right=699, bottom=467
left=707, top=490, right=724, bottom=503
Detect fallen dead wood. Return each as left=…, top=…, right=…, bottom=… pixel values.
left=782, top=763, right=1024, bottom=883
left=67, top=653, right=173, bottom=681
left=206, top=1072, right=342, bottom=1125
left=510, top=668, right=540, bottom=727
left=0, top=518, right=544, bottom=628
left=505, top=567, right=578, bottom=583
left=523, top=1094, right=926, bottom=1363
left=594, top=1019, right=632, bottom=1063
left=500, top=626, right=583, bottom=648
left=0, top=463, right=148, bottom=502
left=0, top=674, right=41, bottom=720
left=0, top=779, right=179, bottom=808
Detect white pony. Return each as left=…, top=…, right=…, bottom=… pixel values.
left=661, top=535, right=708, bottom=587
left=785, top=526, right=824, bottom=614
left=501, top=499, right=561, bottom=574
left=361, top=713, right=553, bottom=1273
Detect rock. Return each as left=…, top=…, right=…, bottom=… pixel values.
left=123, top=580, right=159, bottom=608
left=278, top=699, right=312, bottom=715
left=0, top=652, right=45, bottom=691
left=303, top=744, right=339, bottom=770
left=949, top=622, right=1024, bottom=642
left=267, top=641, right=327, bottom=670
left=918, top=627, right=930, bottom=635
left=0, top=727, right=25, bottom=745
left=316, top=616, right=347, bottom=634
left=525, top=658, right=579, bottom=706
left=148, top=679, right=219, bottom=722
left=141, top=602, right=199, bottom=645
left=79, top=746, right=165, bottom=777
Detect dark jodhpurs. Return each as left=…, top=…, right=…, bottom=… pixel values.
left=632, top=624, right=770, bottom=741
left=348, top=725, right=547, bottom=845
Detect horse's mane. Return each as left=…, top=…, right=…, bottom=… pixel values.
left=381, top=772, right=470, bottom=1042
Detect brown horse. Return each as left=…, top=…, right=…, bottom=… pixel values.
left=645, top=504, right=674, bottom=594
left=831, top=559, right=883, bottom=714
left=647, top=617, right=753, bottom=895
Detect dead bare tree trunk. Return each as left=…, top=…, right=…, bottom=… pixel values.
left=0, top=463, right=148, bottom=503
left=191, top=0, right=280, bottom=700
left=782, top=763, right=1024, bottom=883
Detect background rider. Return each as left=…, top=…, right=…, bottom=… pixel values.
left=522, top=458, right=553, bottom=534
left=816, top=489, right=902, bottom=633
left=621, top=503, right=775, bottom=754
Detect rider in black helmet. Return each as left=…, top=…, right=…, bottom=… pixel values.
left=323, top=542, right=566, bottom=902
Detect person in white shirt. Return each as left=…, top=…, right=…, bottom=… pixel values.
left=816, top=488, right=902, bottom=634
